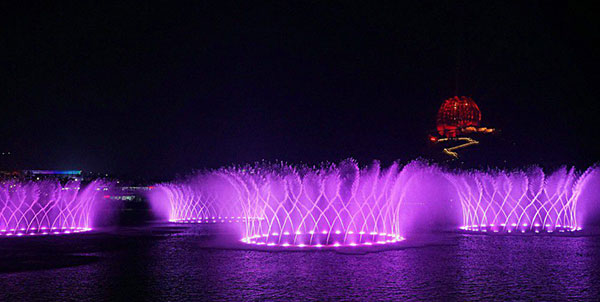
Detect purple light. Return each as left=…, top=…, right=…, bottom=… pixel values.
left=230, top=160, right=425, bottom=247
left=0, top=180, right=109, bottom=237
left=448, top=166, right=597, bottom=234
left=148, top=159, right=435, bottom=248
left=148, top=159, right=600, bottom=247
left=241, top=232, right=404, bottom=248
left=147, top=173, right=251, bottom=224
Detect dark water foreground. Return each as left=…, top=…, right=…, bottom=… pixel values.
left=1, top=224, right=599, bottom=301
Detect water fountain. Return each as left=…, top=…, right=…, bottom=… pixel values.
left=150, top=160, right=450, bottom=248
left=149, top=173, right=251, bottom=224
left=148, top=158, right=600, bottom=249
left=448, top=166, right=598, bottom=233
left=0, top=179, right=111, bottom=237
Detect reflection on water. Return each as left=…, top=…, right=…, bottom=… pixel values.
left=1, top=225, right=599, bottom=301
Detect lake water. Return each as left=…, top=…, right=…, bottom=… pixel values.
left=1, top=224, right=599, bottom=301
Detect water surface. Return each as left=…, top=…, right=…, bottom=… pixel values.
left=1, top=225, right=599, bottom=301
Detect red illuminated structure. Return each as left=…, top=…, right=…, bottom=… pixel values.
left=430, top=96, right=495, bottom=158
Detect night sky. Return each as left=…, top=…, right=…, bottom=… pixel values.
left=5, top=2, right=599, bottom=179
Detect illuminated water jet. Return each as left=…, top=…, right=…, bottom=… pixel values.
left=0, top=180, right=111, bottom=237
left=150, top=160, right=445, bottom=248
left=149, top=160, right=600, bottom=247
left=148, top=173, right=251, bottom=224
left=448, top=166, right=598, bottom=233
left=232, top=159, right=416, bottom=248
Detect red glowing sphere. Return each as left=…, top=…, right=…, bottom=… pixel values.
left=436, top=96, right=481, bottom=137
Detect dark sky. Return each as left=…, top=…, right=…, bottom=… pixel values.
left=5, top=1, right=599, bottom=179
